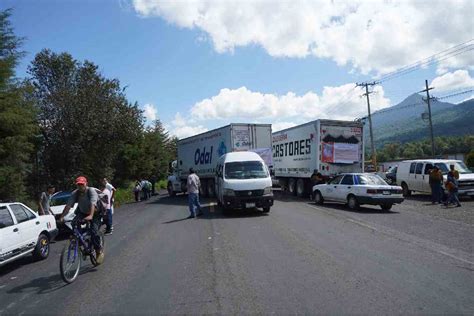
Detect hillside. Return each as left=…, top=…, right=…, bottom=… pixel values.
left=369, top=95, right=474, bottom=147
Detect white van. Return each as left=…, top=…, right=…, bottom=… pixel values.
left=215, top=151, right=274, bottom=212
left=396, top=159, right=474, bottom=197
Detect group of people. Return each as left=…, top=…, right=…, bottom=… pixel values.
left=133, top=178, right=153, bottom=202
left=37, top=176, right=117, bottom=263
left=429, top=164, right=462, bottom=207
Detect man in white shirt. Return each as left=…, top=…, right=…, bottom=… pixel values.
left=187, top=168, right=203, bottom=218
left=101, top=178, right=115, bottom=234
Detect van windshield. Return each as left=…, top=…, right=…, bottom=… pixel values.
left=437, top=162, right=472, bottom=174
left=225, top=161, right=268, bottom=179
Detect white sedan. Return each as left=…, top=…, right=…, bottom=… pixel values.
left=0, top=202, right=58, bottom=266
left=312, top=173, right=404, bottom=211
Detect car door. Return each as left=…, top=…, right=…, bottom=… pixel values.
left=9, top=204, right=39, bottom=251
left=410, top=162, right=424, bottom=192
left=337, top=175, right=355, bottom=202
left=422, top=163, right=434, bottom=192
left=325, top=175, right=344, bottom=201
left=407, top=162, right=417, bottom=191
left=0, top=206, right=20, bottom=259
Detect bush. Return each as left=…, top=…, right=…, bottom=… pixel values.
left=156, top=179, right=167, bottom=190
left=114, top=182, right=135, bottom=208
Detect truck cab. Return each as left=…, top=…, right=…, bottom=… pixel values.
left=215, top=151, right=273, bottom=213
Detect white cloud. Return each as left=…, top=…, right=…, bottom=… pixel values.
left=132, top=0, right=474, bottom=75
left=430, top=70, right=474, bottom=93
left=143, top=103, right=157, bottom=121
left=167, top=112, right=208, bottom=139
left=166, top=83, right=390, bottom=138
left=272, top=121, right=298, bottom=132
left=189, top=85, right=390, bottom=122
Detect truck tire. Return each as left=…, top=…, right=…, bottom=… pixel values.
left=296, top=179, right=305, bottom=197
left=207, top=179, right=215, bottom=198
left=167, top=182, right=176, bottom=197
left=200, top=179, right=208, bottom=197
left=288, top=178, right=297, bottom=196
left=401, top=182, right=411, bottom=197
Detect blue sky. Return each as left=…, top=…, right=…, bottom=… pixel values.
left=3, top=0, right=473, bottom=137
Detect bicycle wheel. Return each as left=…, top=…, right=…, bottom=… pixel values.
left=90, top=231, right=105, bottom=266
left=60, top=239, right=81, bottom=284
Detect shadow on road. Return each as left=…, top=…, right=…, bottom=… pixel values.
left=6, top=266, right=98, bottom=295
left=0, top=256, right=38, bottom=277
left=309, top=202, right=400, bottom=214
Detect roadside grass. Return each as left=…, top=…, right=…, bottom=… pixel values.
left=114, top=182, right=135, bottom=207
left=156, top=179, right=167, bottom=190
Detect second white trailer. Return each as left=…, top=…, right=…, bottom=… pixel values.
left=272, top=119, right=365, bottom=197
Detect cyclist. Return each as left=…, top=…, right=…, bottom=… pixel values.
left=60, top=176, right=104, bottom=261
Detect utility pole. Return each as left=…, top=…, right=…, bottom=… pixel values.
left=357, top=82, right=377, bottom=171
left=419, top=80, right=435, bottom=157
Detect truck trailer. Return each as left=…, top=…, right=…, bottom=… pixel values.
left=167, top=123, right=272, bottom=197
left=272, top=119, right=365, bottom=197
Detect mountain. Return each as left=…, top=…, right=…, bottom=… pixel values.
left=368, top=94, right=474, bottom=147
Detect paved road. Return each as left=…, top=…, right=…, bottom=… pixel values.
left=1, top=192, right=473, bottom=315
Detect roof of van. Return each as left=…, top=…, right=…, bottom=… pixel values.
left=400, top=159, right=462, bottom=163
left=222, top=151, right=263, bottom=163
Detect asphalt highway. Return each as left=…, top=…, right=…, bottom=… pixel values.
left=1, top=192, right=473, bottom=315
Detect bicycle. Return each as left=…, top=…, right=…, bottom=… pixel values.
left=59, top=215, right=105, bottom=284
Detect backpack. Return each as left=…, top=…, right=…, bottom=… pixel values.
left=76, top=187, right=108, bottom=216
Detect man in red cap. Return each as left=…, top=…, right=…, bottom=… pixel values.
left=60, top=176, right=104, bottom=261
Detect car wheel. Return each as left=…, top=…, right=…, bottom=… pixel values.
left=401, top=182, right=411, bottom=197
left=314, top=191, right=324, bottom=205
left=347, top=195, right=360, bottom=210
left=33, top=233, right=50, bottom=260
left=262, top=207, right=270, bottom=213
left=381, top=203, right=393, bottom=211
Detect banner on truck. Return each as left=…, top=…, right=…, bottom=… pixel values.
left=322, top=142, right=359, bottom=164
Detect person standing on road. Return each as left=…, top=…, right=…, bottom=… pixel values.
left=102, top=178, right=116, bottom=232
left=187, top=168, right=203, bottom=218
left=37, top=185, right=55, bottom=215
left=310, top=170, right=324, bottom=200
left=450, top=164, right=460, bottom=180
left=133, top=180, right=141, bottom=202
left=429, top=166, right=443, bottom=204
left=100, top=181, right=113, bottom=235
left=444, top=171, right=461, bottom=208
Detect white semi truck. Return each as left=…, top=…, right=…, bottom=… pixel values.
left=167, top=123, right=273, bottom=197
left=272, top=119, right=365, bottom=197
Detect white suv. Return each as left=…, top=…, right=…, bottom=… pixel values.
left=0, top=202, right=58, bottom=266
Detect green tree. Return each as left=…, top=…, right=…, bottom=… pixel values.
left=466, top=151, right=474, bottom=169
left=28, top=49, right=143, bottom=188
left=0, top=9, right=37, bottom=201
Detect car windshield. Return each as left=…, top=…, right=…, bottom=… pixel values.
left=50, top=192, right=72, bottom=206
left=357, top=174, right=388, bottom=186
left=225, top=161, right=268, bottom=179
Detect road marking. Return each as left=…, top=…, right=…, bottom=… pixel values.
left=308, top=203, right=474, bottom=266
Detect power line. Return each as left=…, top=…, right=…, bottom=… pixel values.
left=434, top=88, right=474, bottom=100
left=375, top=39, right=474, bottom=84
